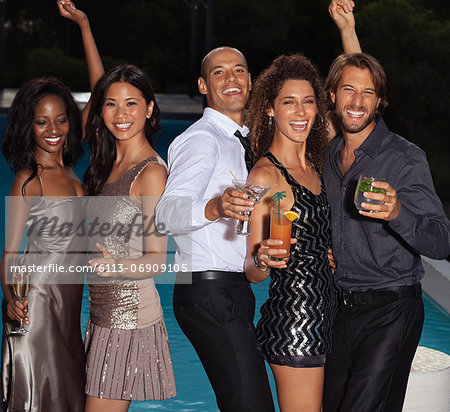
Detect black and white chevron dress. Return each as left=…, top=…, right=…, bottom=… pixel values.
left=256, top=151, right=338, bottom=367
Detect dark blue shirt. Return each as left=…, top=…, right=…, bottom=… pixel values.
left=323, top=118, right=450, bottom=291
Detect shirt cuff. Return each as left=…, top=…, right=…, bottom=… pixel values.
left=387, top=203, right=415, bottom=238
left=192, top=199, right=217, bottom=227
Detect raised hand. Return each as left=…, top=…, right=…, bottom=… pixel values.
left=57, top=0, right=104, bottom=119
left=329, top=0, right=361, bottom=54
left=57, top=0, right=88, bottom=27
left=329, top=0, right=356, bottom=32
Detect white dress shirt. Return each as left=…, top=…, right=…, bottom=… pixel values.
left=155, top=108, right=249, bottom=272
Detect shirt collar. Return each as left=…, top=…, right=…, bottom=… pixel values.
left=203, top=107, right=249, bottom=138
left=355, top=118, right=388, bottom=159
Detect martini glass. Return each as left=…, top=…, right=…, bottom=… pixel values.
left=233, top=180, right=271, bottom=236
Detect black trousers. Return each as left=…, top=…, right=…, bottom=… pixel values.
left=323, top=291, right=424, bottom=412
left=173, top=276, right=275, bottom=412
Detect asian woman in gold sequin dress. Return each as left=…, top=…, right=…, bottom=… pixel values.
left=59, top=3, right=175, bottom=411
left=83, top=69, right=176, bottom=409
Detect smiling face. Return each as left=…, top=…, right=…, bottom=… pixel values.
left=331, top=66, right=381, bottom=136
left=268, top=79, right=318, bottom=145
left=101, top=81, right=154, bottom=142
left=34, top=94, right=69, bottom=156
left=198, top=47, right=251, bottom=126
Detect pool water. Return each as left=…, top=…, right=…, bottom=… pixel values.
left=0, top=282, right=448, bottom=412
left=115, top=285, right=450, bottom=412
left=0, top=114, right=449, bottom=411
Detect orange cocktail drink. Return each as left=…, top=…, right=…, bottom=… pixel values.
left=269, top=210, right=292, bottom=262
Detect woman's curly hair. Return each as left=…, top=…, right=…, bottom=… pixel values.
left=247, top=53, right=329, bottom=171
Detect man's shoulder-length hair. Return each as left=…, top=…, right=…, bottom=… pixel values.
left=326, top=53, right=389, bottom=117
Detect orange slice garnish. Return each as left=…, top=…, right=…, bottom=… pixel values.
left=283, top=210, right=300, bottom=221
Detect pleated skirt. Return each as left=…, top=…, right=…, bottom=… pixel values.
left=84, top=318, right=176, bottom=401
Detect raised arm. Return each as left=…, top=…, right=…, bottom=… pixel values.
left=329, top=0, right=362, bottom=54
left=326, top=0, right=362, bottom=139
left=57, top=1, right=104, bottom=126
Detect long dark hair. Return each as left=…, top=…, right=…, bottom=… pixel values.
left=1, top=78, right=83, bottom=194
left=247, top=53, right=328, bottom=171
left=83, top=65, right=161, bottom=195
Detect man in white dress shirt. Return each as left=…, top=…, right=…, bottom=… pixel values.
left=155, top=47, right=275, bottom=412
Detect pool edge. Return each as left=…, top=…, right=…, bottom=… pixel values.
left=422, top=256, right=450, bottom=314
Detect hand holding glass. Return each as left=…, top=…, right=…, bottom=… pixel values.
left=234, top=180, right=271, bottom=236
left=10, top=270, right=30, bottom=335
left=269, top=209, right=292, bottom=262
left=354, top=175, right=386, bottom=212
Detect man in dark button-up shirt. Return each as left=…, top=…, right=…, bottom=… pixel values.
left=326, top=117, right=450, bottom=289
left=322, top=53, right=450, bottom=412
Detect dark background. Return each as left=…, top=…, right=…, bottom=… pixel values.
left=1, top=0, right=449, bottom=206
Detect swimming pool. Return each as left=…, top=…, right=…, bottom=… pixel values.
left=111, top=286, right=450, bottom=412
left=0, top=114, right=449, bottom=411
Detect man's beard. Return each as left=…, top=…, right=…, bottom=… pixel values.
left=336, top=106, right=376, bottom=134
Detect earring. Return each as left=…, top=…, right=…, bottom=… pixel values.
left=268, top=116, right=273, bottom=126
left=311, top=113, right=324, bottom=130
left=63, top=137, right=68, bottom=153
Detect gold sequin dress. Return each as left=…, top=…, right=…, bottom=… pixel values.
left=85, top=157, right=176, bottom=401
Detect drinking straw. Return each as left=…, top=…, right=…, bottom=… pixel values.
left=272, top=191, right=286, bottom=224
left=229, top=170, right=246, bottom=193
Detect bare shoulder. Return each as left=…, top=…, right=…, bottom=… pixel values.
left=249, top=157, right=280, bottom=187
left=11, top=170, right=42, bottom=197
left=248, top=158, right=280, bottom=211
left=133, top=161, right=168, bottom=197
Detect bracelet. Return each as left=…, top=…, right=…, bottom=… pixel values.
left=253, top=253, right=270, bottom=272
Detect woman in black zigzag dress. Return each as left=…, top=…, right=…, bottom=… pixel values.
left=244, top=54, right=338, bottom=412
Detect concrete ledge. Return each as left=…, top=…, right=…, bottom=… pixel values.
left=0, top=89, right=15, bottom=109
left=422, top=256, right=450, bottom=313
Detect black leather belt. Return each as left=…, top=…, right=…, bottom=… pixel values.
left=174, top=270, right=248, bottom=282
left=191, top=270, right=247, bottom=281
left=340, top=284, right=421, bottom=306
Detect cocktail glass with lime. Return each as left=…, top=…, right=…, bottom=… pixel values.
left=354, top=175, right=386, bottom=212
